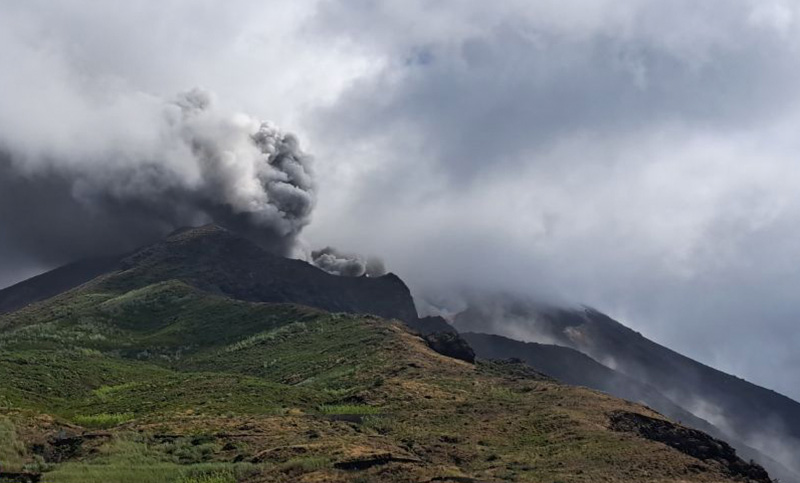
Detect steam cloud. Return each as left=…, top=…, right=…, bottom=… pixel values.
left=0, top=88, right=315, bottom=265
left=311, top=246, right=387, bottom=277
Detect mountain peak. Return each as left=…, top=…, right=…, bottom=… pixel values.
left=166, top=223, right=229, bottom=240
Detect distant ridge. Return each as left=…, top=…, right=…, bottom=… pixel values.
left=457, top=302, right=800, bottom=481
left=462, top=331, right=799, bottom=483
left=0, top=255, right=120, bottom=314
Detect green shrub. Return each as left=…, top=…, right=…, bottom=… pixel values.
left=176, top=469, right=236, bottom=483
left=318, top=404, right=381, bottom=415
left=93, top=383, right=140, bottom=400
left=279, top=456, right=330, bottom=473
left=164, top=438, right=219, bottom=464
left=73, top=412, right=135, bottom=428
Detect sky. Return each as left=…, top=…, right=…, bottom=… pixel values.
left=1, top=1, right=800, bottom=399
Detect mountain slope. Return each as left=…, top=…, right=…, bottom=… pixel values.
left=462, top=332, right=726, bottom=423
left=0, top=226, right=771, bottom=482
left=0, top=287, right=769, bottom=482
left=0, top=225, right=421, bottom=329
left=456, top=298, right=800, bottom=480
left=0, top=256, right=120, bottom=315
left=462, top=332, right=798, bottom=483
left=109, top=225, right=417, bottom=323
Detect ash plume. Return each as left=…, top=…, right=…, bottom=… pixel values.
left=311, top=247, right=387, bottom=277
left=0, top=88, right=315, bottom=267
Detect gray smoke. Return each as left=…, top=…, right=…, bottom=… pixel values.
left=0, top=88, right=315, bottom=266
left=311, top=246, right=387, bottom=277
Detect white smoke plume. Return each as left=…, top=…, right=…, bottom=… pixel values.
left=0, top=88, right=315, bottom=263
left=311, top=246, right=387, bottom=277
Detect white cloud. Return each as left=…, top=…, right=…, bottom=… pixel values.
left=2, top=0, right=800, bottom=402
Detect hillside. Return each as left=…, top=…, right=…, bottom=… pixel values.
left=456, top=299, right=800, bottom=481
left=0, top=226, right=772, bottom=482
left=0, top=257, right=121, bottom=315
left=0, top=225, right=429, bottom=333
left=461, top=332, right=797, bottom=483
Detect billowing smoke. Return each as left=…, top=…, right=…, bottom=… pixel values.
left=0, top=88, right=315, bottom=266
left=311, top=246, right=387, bottom=277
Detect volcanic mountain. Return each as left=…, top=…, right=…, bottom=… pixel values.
left=0, top=225, right=785, bottom=482
left=457, top=300, right=800, bottom=482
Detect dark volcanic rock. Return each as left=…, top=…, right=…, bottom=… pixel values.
left=103, top=225, right=419, bottom=323
left=609, top=411, right=771, bottom=483
left=333, top=452, right=420, bottom=470
left=0, top=472, right=41, bottom=483
left=0, top=225, right=422, bottom=330
left=423, top=332, right=475, bottom=363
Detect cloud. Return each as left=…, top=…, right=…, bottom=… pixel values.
left=2, top=0, right=800, bottom=407
left=303, top=0, right=800, bottom=402
left=311, top=246, right=386, bottom=277
left=0, top=78, right=317, bottom=263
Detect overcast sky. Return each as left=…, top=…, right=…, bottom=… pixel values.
left=2, top=1, right=800, bottom=399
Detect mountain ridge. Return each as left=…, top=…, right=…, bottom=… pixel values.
left=0, top=225, right=425, bottom=330
left=461, top=331, right=799, bottom=483
left=0, top=225, right=792, bottom=482
left=456, top=300, right=800, bottom=480
left=0, top=225, right=772, bottom=481
left=0, top=255, right=121, bottom=315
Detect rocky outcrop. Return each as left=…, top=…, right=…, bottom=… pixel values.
left=609, top=411, right=771, bottom=483
left=423, top=332, right=475, bottom=363
left=0, top=472, right=41, bottom=483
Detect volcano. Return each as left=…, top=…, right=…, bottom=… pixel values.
left=0, top=225, right=791, bottom=482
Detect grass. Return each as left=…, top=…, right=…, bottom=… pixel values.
left=93, top=383, right=141, bottom=400
left=0, top=266, right=753, bottom=482
left=0, top=416, right=26, bottom=471
left=318, top=404, right=381, bottom=415
left=176, top=471, right=236, bottom=483
left=44, top=462, right=251, bottom=483
left=279, top=456, right=331, bottom=474
left=72, top=412, right=135, bottom=428
left=42, top=435, right=259, bottom=483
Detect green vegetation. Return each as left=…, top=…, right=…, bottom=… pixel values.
left=317, top=404, right=381, bottom=415
left=71, top=412, right=135, bottom=429
left=37, top=433, right=259, bottom=483
left=278, top=456, right=331, bottom=473
left=176, top=472, right=236, bottom=483
left=0, top=264, right=757, bottom=482
left=0, top=416, right=26, bottom=471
